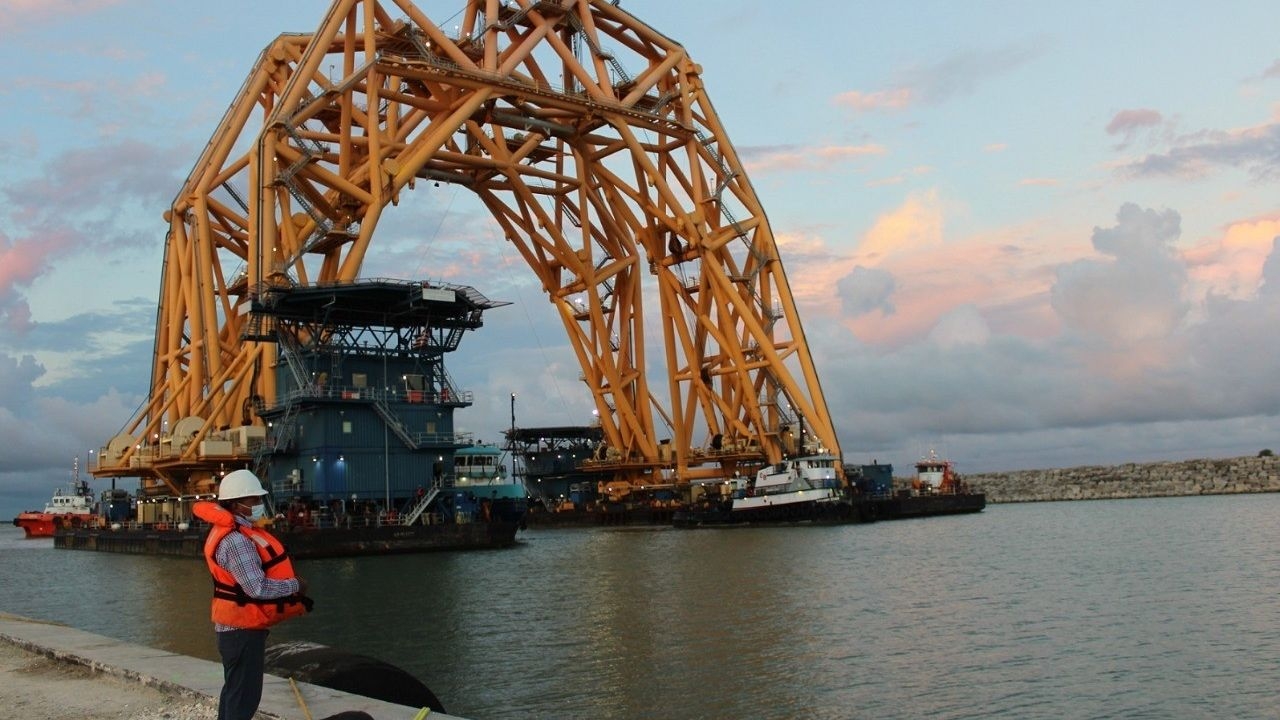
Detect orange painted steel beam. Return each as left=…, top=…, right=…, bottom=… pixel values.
left=98, top=0, right=841, bottom=494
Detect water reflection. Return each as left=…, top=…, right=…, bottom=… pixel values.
left=3, top=494, right=1280, bottom=720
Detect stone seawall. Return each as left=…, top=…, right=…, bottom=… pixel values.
left=960, top=454, right=1280, bottom=503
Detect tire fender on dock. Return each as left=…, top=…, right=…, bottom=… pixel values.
left=263, top=640, right=446, bottom=714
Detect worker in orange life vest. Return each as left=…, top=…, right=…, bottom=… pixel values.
left=193, top=469, right=312, bottom=720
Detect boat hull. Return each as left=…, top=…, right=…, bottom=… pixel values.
left=862, top=492, right=987, bottom=520
left=525, top=503, right=678, bottom=527
left=674, top=492, right=986, bottom=528
left=53, top=520, right=520, bottom=559
left=13, top=512, right=94, bottom=538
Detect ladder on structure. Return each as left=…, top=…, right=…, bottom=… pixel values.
left=402, top=478, right=444, bottom=526
left=372, top=398, right=418, bottom=449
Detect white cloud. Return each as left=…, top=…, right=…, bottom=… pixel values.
left=1051, top=204, right=1187, bottom=346
left=837, top=266, right=896, bottom=317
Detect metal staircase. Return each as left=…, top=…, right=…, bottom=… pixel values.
left=402, top=477, right=445, bottom=526
left=253, top=401, right=301, bottom=481
left=372, top=397, right=418, bottom=449
left=275, top=331, right=312, bottom=391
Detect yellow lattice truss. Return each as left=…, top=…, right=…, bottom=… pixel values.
left=97, top=0, right=840, bottom=490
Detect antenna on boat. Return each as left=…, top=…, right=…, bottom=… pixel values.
left=510, top=393, right=517, bottom=478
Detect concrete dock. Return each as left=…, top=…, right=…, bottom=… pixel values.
left=0, top=612, right=466, bottom=720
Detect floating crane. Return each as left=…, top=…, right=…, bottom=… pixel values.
left=92, top=0, right=841, bottom=499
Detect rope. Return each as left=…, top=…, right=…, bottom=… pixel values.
left=289, top=677, right=313, bottom=720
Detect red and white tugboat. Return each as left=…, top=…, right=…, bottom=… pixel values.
left=11, top=459, right=97, bottom=538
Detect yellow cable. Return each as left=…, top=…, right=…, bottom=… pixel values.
left=289, top=677, right=313, bottom=720
left=413, top=708, right=431, bottom=719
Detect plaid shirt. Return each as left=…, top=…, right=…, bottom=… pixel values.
left=212, top=515, right=301, bottom=632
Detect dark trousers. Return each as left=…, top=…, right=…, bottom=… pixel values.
left=216, top=628, right=269, bottom=720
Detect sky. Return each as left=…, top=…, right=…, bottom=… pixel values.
left=1, top=0, right=1279, bottom=517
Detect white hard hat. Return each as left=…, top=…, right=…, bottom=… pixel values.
left=218, top=469, right=268, bottom=500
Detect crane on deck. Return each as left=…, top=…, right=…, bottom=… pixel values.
left=91, top=0, right=841, bottom=501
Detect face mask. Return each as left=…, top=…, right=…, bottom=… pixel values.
left=246, top=503, right=267, bottom=522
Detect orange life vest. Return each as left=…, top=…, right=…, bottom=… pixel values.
left=193, top=501, right=310, bottom=630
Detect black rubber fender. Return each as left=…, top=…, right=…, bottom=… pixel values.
left=263, top=640, right=446, bottom=713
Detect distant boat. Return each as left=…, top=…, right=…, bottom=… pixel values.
left=12, top=460, right=97, bottom=538
left=674, top=450, right=985, bottom=527
left=727, top=453, right=846, bottom=521
left=446, top=443, right=529, bottom=525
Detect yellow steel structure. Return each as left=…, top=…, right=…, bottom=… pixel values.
left=94, top=0, right=839, bottom=493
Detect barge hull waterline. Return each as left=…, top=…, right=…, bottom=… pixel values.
left=673, top=493, right=987, bottom=528
left=52, top=521, right=520, bottom=559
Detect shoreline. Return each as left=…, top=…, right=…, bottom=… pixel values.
left=962, top=453, right=1280, bottom=503
left=0, top=612, right=465, bottom=720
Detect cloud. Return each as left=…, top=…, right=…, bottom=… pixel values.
left=1115, top=120, right=1280, bottom=181
left=838, top=266, right=896, bottom=317
left=825, top=191, right=1079, bottom=347
left=1261, top=236, right=1280, bottom=295
left=1051, top=203, right=1187, bottom=349
left=1106, top=108, right=1163, bottom=136
left=867, top=175, right=904, bottom=187
left=0, top=140, right=181, bottom=336
left=836, top=44, right=1043, bottom=115
left=740, top=143, right=887, bottom=174
left=867, top=166, right=932, bottom=188
left=927, top=305, right=990, bottom=348
left=1182, top=214, right=1280, bottom=300
left=1262, top=59, right=1280, bottom=80
left=814, top=203, right=1280, bottom=471
left=14, top=140, right=179, bottom=217
left=832, top=88, right=913, bottom=113
left=853, top=190, right=945, bottom=262
left=1018, top=178, right=1059, bottom=187
left=1106, top=108, right=1164, bottom=150
left=0, top=0, right=122, bottom=27
left=0, top=228, right=75, bottom=335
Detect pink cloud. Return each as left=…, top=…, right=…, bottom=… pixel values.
left=0, top=228, right=75, bottom=335
left=0, top=231, right=70, bottom=293
left=788, top=193, right=1094, bottom=347
left=832, top=88, right=913, bottom=113
left=853, top=190, right=945, bottom=263
left=1106, top=109, right=1163, bottom=135
left=0, top=0, right=122, bottom=26
left=743, top=143, right=886, bottom=174
left=1019, top=178, right=1059, bottom=187
left=844, top=234, right=1080, bottom=347
left=1182, top=214, right=1280, bottom=299
left=868, top=165, right=934, bottom=187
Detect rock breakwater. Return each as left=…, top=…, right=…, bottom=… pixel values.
left=960, top=454, right=1280, bottom=503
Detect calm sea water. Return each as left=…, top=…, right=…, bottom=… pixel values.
left=2, top=495, right=1278, bottom=719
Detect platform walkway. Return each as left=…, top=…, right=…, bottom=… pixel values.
left=0, top=612, right=467, bottom=720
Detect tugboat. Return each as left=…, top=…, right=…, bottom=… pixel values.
left=870, top=449, right=986, bottom=519
left=12, top=460, right=97, bottom=537
left=674, top=452, right=855, bottom=527
left=674, top=449, right=985, bottom=527
left=726, top=453, right=847, bottom=522
left=447, top=443, right=528, bottom=525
